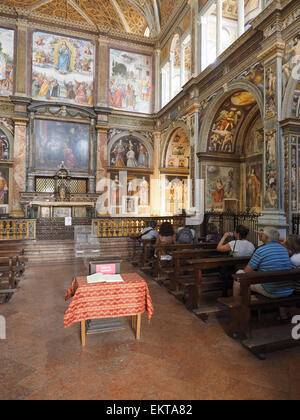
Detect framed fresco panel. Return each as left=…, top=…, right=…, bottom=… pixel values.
left=32, top=31, right=94, bottom=106
left=109, top=48, right=152, bottom=114
left=33, top=119, right=90, bottom=172
left=0, top=27, right=14, bottom=97
left=0, top=168, right=9, bottom=205
left=206, top=165, right=240, bottom=211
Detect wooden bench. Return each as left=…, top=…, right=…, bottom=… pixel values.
left=153, top=242, right=217, bottom=281
left=219, top=269, right=300, bottom=359
left=168, top=248, right=224, bottom=294
left=187, top=256, right=251, bottom=319
left=0, top=256, right=25, bottom=303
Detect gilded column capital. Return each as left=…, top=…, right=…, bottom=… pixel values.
left=12, top=116, right=29, bottom=126
left=96, top=125, right=110, bottom=133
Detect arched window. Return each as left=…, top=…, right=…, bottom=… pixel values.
left=170, top=35, right=181, bottom=98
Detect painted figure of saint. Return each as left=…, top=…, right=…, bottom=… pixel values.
left=0, top=171, right=8, bottom=204
left=137, top=144, right=147, bottom=167
left=213, top=177, right=225, bottom=203
left=113, top=140, right=126, bottom=167
left=246, top=168, right=261, bottom=208
left=56, top=41, right=72, bottom=74
left=139, top=177, right=149, bottom=206
left=126, top=145, right=137, bottom=167
left=0, top=43, right=7, bottom=83
left=64, top=143, right=77, bottom=169
left=111, top=175, right=121, bottom=206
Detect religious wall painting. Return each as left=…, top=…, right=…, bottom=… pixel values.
left=265, top=63, right=277, bottom=120
left=0, top=27, right=14, bottom=96
left=0, top=167, right=9, bottom=206
left=207, top=91, right=256, bottom=153
left=291, top=137, right=297, bottom=212
left=282, top=33, right=300, bottom=99
left=165, top=175, right=189, bottom=215
left=165, top=129, right=190, bottom=168
left=0, top=128, right=11, bottom=161
left=32, top=31, right=94, bottom=106
left=292, top=82, right=300, bottom=118
left=265, top=131, right=278, bottom=209
left=109, top=49, right=152, bottom=114
left=206, top=165, right=240, bottom=211
left=34, top=120, right=90, bottom=172
left=246, top=161, right=262, bottom=211
left=239, top=63, right=264, bottom=95
left=244, top=117, right=263, bottom=156
left=110, top=136, right=150, bottom=168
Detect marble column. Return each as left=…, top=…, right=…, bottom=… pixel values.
left=216, top=0, right=223, bottom=57
left=154, top=48, right=161, bottom=113
left=152, top=131, right=161, bottom=216
left=95, top=125, right=109, bottom=193
left=258, top=41, right=288, bottom=236
left=188, top=0, right=199, bottom=77
left=12, top=117, right=28, bottom=212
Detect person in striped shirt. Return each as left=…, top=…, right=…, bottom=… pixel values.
left=233, top=226, right=293, bottom=298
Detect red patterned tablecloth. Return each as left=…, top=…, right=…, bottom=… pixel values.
left=64, top=273, right=154, bottom=328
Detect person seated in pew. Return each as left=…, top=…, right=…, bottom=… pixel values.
left=205, top=223, right=221, bottom=243
left=139, top=221, right=159, bottom=259
left=233, top=226, right=294, bottom=298
left=155, top=222, right=176, bottom=261
left=176, top=225, right=198, bottom=244
left=217, top=225, right=255, bottom=257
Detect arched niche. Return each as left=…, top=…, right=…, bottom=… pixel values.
left=282, top=76, right=300, bottom=120
left=0, top=124, right=13, bottom=162
left=107, top=131, right=153, bottom=169
left=161, top=121, right=190, bottom=168
left=198, top=80, right=264, bottom=154
left=163, top=127, right=190, bottom=169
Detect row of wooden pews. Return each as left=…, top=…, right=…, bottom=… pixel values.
left=135, top=237, right=300, bottom=359
left=0, top=246, right=26, bottom=304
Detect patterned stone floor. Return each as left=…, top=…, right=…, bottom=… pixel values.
left=0, top=260, right=300, bottom=400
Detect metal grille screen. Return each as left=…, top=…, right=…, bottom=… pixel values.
left=35, top=177, right=87, bottom=194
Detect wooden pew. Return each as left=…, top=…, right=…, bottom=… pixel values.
left=186, top=256, right=251, bottom=319
left=0, top=256, right=25, bottom=303
left=168, top=248, right=225, bottom=294
left=153, top=242, right=218, bottom=281
left=219, top=269, right=300, bottom=359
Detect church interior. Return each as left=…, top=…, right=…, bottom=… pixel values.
left=1, top=0, right=300, bottom=401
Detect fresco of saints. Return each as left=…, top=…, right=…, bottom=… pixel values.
left=0, top=171, right=8, bottom=204
left=56, top=41, right=72, bottom=74
left=138, top=177, right=149, bottom=206
left=113, top=140, right=126, bottom=167
left=64, top=143, right=77, bottom=169
left=246, top=168, right=261, bottom=208
left=0, top=43, right=7, bottom=83
left=111, top=175, right=121, bottom=206
left=213, top=177, right=225, bottom=203
left=126, top=145, right=138, bottom=167
left=137, top=144, right=147, bottom=167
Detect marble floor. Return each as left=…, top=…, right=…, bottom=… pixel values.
left=0, top=260, right=300, bottom=400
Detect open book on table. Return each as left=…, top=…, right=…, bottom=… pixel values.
left=87, top=273, right=124, bottom=284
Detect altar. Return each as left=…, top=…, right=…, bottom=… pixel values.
left=28, top=201, right=96, bottom=218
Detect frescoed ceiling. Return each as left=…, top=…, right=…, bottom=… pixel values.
left=0, top=0, right=186, bottom=37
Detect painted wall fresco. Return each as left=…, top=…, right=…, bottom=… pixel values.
left=292, top=81, right=300, bottom=118
left=0, top=27, right=14, bottom=96
left=291, top=137, right=298, bottom=212
left=109, top=49, right=152, bottom=114
left=265, top=62, right=277, bottom=119
left=0, top=128, right=11, bottom=161
left=0, top=167, right=9, bottom=205
left=110, top=136, right=150, bottom=168
left=246, top=161, right=262, bottom=210
left=165, top=129, right=189, bottom=168
left=110, top=172, right=150, bottom=216
left=34, top=120, right=90, bottom=172
left=32, top=31, right=94, bottom=106
left=283, top=33, right=300, bottom=99
left=265, top=130, right=278, bottom=209
left=207, top=91, right=256, bottom=153
left=206, top=165, right=240, bottom=211
left=244, top=117, right=263, bottom=155
left=164, top=176, right=189, bottom=215
left=239, top=63, right=264, bottom=95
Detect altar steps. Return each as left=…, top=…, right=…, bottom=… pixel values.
left=0, top=238, right=138, bottom=263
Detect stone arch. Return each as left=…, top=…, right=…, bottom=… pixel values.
left=161, top=121, right=190, bottom=168
left=107, top=131, right=154, bottom=168
left=197, top=80, right=264, bottom=154
left=282, top=76, right=300, bottom=119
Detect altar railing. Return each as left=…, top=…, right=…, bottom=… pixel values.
left=91, top=216, right=185, bottom=238
left=0, top=219, right=36, bottom=241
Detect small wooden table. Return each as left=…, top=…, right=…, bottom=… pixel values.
left=64, top=273, right=154, bottom=347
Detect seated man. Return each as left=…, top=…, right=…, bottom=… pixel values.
left=233, top=226, right=293, bottom=298
left=139, top=221, right=158, bottom=241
